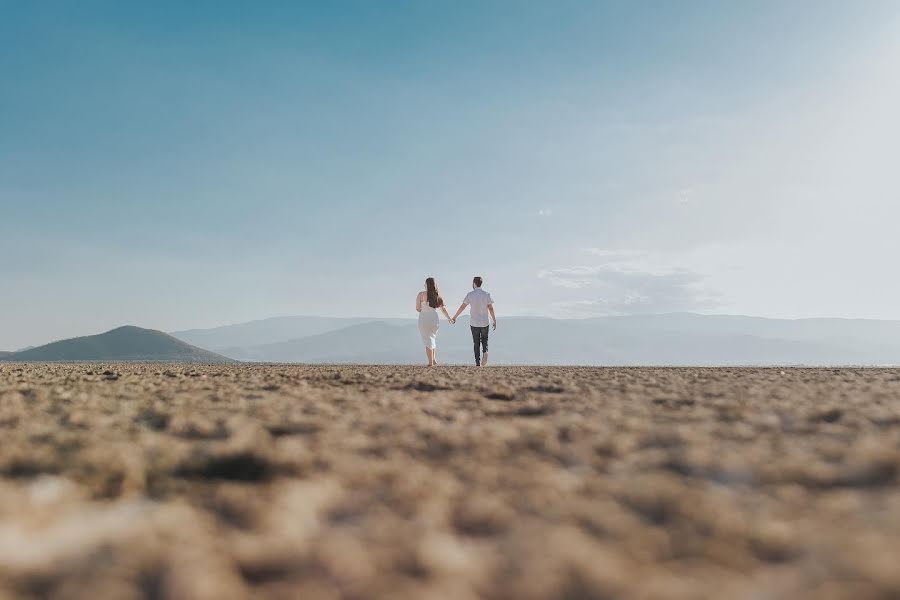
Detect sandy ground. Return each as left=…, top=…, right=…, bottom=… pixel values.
left=2, top=364, right=900, bottom=599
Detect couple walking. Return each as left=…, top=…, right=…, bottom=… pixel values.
left=416, top=276, right=496, bottom=367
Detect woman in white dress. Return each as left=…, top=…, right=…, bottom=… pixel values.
left=416, top=277, right=454, bottom=366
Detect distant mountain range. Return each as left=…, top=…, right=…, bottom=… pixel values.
left=0, top=326, right=232, bottom=363
left=171, top=313, right=900, bottom=365
left=219, top=321, right=425, bottom=363
left=4, top=314, right=900, bottom=365
left=172, top=316, right=409, bottom=350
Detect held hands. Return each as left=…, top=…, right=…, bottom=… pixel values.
left=449, top=317, right=456, bottom=325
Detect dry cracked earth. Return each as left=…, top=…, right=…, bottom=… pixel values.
left=2, top=364, right=900, bottom=599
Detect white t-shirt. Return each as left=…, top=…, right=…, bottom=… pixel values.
left=464, top=288, right=494, bottom=327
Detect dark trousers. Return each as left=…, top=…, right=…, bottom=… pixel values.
left=470, top=326, right=489, bottom=364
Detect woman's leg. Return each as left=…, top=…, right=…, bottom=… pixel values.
left=424, top=346, right=433, bottom=366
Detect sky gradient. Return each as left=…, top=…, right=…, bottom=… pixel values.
left=2, top=1, right=900, bottom=349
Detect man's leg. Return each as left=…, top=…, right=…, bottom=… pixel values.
left=481, top=327, right=489, bottom=366
left=470, top=326, right=481, bottom=365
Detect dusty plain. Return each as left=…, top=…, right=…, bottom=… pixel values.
left=2, top=364, right=900, bottom=599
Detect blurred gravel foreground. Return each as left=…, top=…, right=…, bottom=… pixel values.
left=2, top=364, right=900, bottom=599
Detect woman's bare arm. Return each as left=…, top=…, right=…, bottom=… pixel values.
left=416, top=293, right=423, bottom=312
left=441, top=305, right=453, bottom=321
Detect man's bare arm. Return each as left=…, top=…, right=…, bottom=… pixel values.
left=451, top=303, right=468, bottom=321
left=488, top=304, right=497, bottom=330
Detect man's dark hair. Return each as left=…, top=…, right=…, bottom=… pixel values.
left=473, top=276, right=483, bottom=287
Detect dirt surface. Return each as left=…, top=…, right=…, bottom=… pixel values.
left=2, top=364, right=900, bottom=599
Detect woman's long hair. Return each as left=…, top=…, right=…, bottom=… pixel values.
left=425, top=277, right=444, bottom=308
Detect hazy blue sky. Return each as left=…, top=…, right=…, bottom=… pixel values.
left=2, top=1, right=899, bottom=349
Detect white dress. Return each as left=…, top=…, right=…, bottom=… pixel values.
left=418, top=295, right=440, bottom=349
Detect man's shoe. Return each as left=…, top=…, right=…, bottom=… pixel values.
left=482, top=353, right=489, bottom=367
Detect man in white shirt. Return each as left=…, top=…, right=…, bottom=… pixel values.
left=451, top=276, right=497, bottom=366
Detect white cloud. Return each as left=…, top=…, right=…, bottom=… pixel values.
left=537, top=265, right=598, bottom=289
left=677, top=187, right=695, bottom=205
left=539, top=249, right=720, bottom=316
